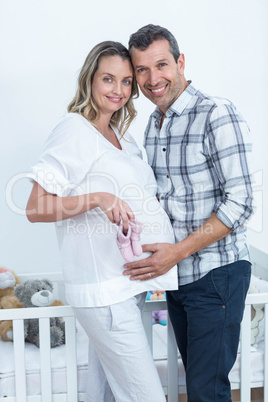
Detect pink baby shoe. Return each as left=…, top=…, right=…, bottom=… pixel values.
left=129, top=221, right=143, bottom=256
left=117, top=224, right=134, bottom=262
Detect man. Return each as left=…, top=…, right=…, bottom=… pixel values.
left=124, top=24, right=255, bottom=401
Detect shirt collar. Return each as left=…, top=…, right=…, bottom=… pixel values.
left=151, top=81, right=198, bottom=120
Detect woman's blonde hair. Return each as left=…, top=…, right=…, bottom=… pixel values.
left=68, top=41, right=139, bottom=136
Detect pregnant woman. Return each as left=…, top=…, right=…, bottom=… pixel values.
left=26, top=41, right=177, bottom=402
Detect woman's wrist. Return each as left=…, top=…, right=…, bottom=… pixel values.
left=86, top=192, right=101, bottom=210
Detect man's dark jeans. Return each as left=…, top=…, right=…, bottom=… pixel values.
left=167, top=260, right=251, bottom=401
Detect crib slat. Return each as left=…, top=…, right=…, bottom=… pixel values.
left=264, top=306, right=268, bottom=402
left=13, top=319, right=27, bottom=402
left=39, top=318, right=52, bottom=402
left=240, top=304, right=251, bottom=402
left=65, top=316, right=78, bottom=401
left=142, top=310, right=153, bottom=351
left=167, top=313, right=179, bottom=402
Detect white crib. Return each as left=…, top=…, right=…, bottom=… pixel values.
left=0, top=245, right=267, bottom=402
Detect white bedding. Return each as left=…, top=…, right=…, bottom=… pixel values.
left=0, top=321, right=88, bottom=397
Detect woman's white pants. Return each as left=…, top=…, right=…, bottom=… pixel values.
left=74, top=292, right=166, bottom=402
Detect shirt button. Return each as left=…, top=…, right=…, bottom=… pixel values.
left=160, top=196, right=165, bottom=200
left=162, top=148, right=166, bottom=152
left=166, top=174, right=170, bottom=178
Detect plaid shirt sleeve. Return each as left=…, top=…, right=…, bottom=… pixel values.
left=206, top=103, right=256, bottom=230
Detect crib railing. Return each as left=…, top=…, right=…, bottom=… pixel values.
left=1, top=301, right=178, bottom=402
left=143, top=300, right=180, bottom=400
left=240, top=293, right=268, bottom=402
left=1, top=293, right=267, bottom=401
left=0, top=306, right=77, bottom=402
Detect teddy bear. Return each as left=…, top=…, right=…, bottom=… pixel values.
left=0, top=267, right=23, bottom=342
left=146, top=291, right=168, bottom=326
left=14, top=279, right=65, bottom=348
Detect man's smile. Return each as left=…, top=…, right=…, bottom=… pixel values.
left=148, top=84, right=168, bottom=96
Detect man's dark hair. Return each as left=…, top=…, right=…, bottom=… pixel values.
left=129, top=24, right=180, bottom=62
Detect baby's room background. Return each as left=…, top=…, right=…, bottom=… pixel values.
left=1, top=0, right=267, bottom=274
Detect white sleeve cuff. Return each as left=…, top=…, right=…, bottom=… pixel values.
left=27, top=164, right=77, bottom=197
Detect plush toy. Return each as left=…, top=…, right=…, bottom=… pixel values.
left=152, top=310, right=167, bottom=326
left=14, top=279, right=65, bottom=348
left=0, top=267, right=23, bottom=342
left=146, top=291, right=168, bottom=326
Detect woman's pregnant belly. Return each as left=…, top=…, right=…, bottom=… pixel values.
left=89, top=195, right=174, bottom=275
left=60, top=152, right=175, bottom=283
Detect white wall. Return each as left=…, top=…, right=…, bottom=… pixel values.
left=1, top=0, right=267, bottom=274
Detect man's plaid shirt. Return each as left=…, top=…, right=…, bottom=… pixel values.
left=144, top=83, right=255, bottom=286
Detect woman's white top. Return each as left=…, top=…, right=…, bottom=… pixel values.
left=28, top=113, right=178, bottom=307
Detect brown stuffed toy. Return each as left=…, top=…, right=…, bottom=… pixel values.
left=0, top=267, right=23, bottom=342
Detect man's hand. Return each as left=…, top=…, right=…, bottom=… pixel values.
left=123, top=213, right=232, bottom=281
left=123, top=243, right=179, bottom=281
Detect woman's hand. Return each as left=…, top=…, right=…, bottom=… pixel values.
left=94, top=192, right=135, bottom=233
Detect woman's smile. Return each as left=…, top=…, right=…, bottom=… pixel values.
left=92, top=55, right=133, bottom=117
